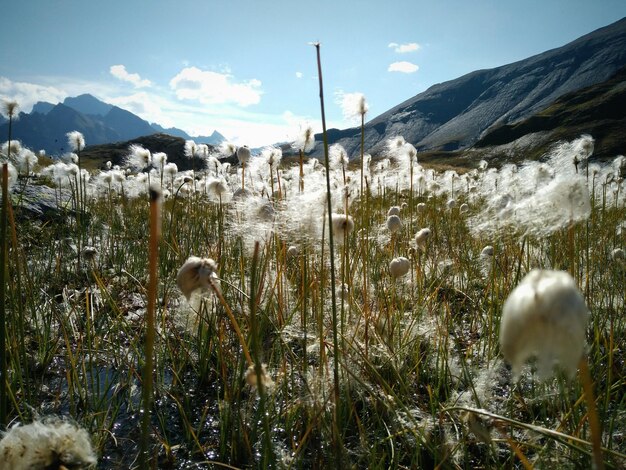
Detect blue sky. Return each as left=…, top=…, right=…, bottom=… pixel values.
left=1, top=0, right=625, bottom=147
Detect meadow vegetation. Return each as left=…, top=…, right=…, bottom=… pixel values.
left=0, top=97, right=625, bottom=469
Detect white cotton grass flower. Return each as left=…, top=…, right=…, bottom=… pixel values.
left=386, top=136, right=406, bottom=157
left=1, top=140, right=22, bottom=159
left=459, top=203, right=469, bottom=214
left=614, top=155, right=626, bottom=179
left=387, top=206, right=401, bottom=217
left=389, top=256, right=411, bottom=279
left=15, top=148, right=38, bottom=175
left=206, top=177, right=230, bottom=201
left=446, top=198, right=457, bottom=209
left=331, top=213, right=354, bottom=239
left=152, top=151, right=167, bottom=168
left=219, top=141, right=238, bottom=158
left=611, top=248, right=625, bottom=261
left=127, top=144, right=152, bottom=169
left=415, top=228, right=431, bottom=251
left=262, top=147, right=282, bottom=170
left=0, top=417, right=97, bottom=469
left=1, top=99, right=19, bottom=120
left=184, top=139, right=198, bottom=159
left=469, top=174, right=591, bottom=238
left=176, top=257, right=221, bottom=300
left=416, top=202, right=426, bottom=213
left=293, top=123, right=316, bottom=153
left=66, top=131, right=85, bottom=152
left=236, top=145, right=251, bottom=165
left=500, top=269, right=590, bottom=381
left=338, top=91, right=368, bottom=122
left=386, top=214, right=402, bottom=233
left=572, top=134, right=594, bottom=172
left=329, top=144, right=349, bottom=172
left=287, top=245, right=299, bottom=258
left=245, top=363, right=275, bottom=392
left=481, top=245, right=494, bottom=257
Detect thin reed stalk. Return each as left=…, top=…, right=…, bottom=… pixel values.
left=0, top=164, right=8, bottom=426
left=140, top=186, right=162, bottom=466
left=313, top=41, right=342, bottom=459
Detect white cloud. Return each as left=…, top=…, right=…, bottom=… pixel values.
left=388, top=61, right=419, bottom=73
left=109, top=65, right=152, bottom=88
left=169, top=66, right=262, bottom=107
left=388, top=42, right=421, bottom=53
left=0, top=75, right=311, bottom=147
left=0, top=77, right=67, bottom=112
left=107, top=92, right=174, bottom=127
left=295, top=71, right=303, bottom=79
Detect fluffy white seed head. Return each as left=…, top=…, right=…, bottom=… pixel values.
left=339, top=92, right=368, bottom=122
left=66, top=131, right=85, bottom=152
left=481, top=245, right=494, bottom=257
left=1, top=100, right=19, bottom=120
left=329, top=144, right=349, bottom=171
left=415, top=228, right=431, bottom=249
left=163, top=162, right=178, bottom=177
left=184, top=140, right=198, bottom=159
left=499, top=269, right=589, bottom=380
left=331, top=213, right=354, bottom=239
left=416, top=202, right=426, bottom=213
left=237, top=145, right=251, bottom=165
left=245, top=363, right=275, bottom=392
left=127, top=144, right=152, bottom=169
left=152, top=152, right=167, bottom=167
left=0, top=418, right=97, bottom=470
left=614, top=155, right=626, bottom=179
left=386, top=214, right=402, bottom=233
left=611, top=248, right=625, bottom=261
left=293, top=124, right=316, bottom=153
left=1, top=140, right=22, bottom=159
left=176, top=257, right=221, bottom=300
left=389, top=256, right=411, bottom=279
left=387, top=206, right=401, bottom=217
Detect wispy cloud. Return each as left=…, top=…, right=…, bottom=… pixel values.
left=109, top=65, right=152, bottom=88
left=169, top=66, right=262, bottom=107
left=388, top=42, right=420, bottom=53
left=388, top=61, right=419, bottom=73
left=0, top=76, right=67, bottom=111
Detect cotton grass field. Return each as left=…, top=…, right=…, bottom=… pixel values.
left=1, top=93, right=626, bottom=468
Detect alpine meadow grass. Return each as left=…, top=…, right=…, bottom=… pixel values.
left=0, top=82, right=625, bottom=470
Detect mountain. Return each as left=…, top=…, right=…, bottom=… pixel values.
left=102, top=106, right=156, bottom=141
left=32, top=101, right=56, bottom=114
left=3, top=104, right=119, bottom=153
left=150, top=123, right=226, bottom=145
left=63, top=94, right=113, bottom=116
left=312, top=17, right=626, bottom=158
left=0, top=93, right=226, bottom=154
left=473, top=64, right=626, bottom=161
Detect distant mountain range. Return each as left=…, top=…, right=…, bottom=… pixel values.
left=308, top=16, right=626, bottom=161
left=0, top=93, right=225, bottom=155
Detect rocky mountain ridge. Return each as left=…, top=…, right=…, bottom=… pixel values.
left=308, top=16, right=626, bottom=160
left=0, top=94, right=226, bottom=155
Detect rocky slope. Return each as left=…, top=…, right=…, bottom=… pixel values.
left=310, top=17, right=626, bottom=158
